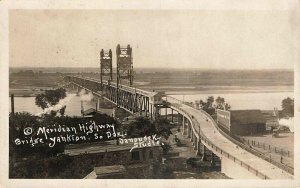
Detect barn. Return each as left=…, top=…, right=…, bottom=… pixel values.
left=217, top=109, right=266, bottom=136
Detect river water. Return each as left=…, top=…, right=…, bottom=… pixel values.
left=9, top=91, right=293, bottom=115
left=170, top=91, right=293, bottom=110
left=9, top=94, right=97, bottom=116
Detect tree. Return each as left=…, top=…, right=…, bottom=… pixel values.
left=215, top=97, right=225, bottom=109
left=214, top=96, right=231, bottom=111
left=199, top=96, right=215, bottom=115
left=123, top=116, right=172, bottom=140
left=35, top=93, right=48, bottom=109
left=123, top=116, right=156, bottom=138
left=35, top=88, right=67, bottom=112
left=207, top=96, right=214, bottom=108
left=224, top=103, right=231, bottom=111
left=59, top=105, right=66, bottom=116
left=281, top=97, right=294, bottom=118
left=199, top=100, right=206, bottom=108
left=198, top=96, right=231, bottom=115
left=154, top=118, right=172, bottom=140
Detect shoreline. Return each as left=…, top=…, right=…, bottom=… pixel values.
left=166, top=89, right=294, bottom=95
left=9, top=87, right=294, bottom=97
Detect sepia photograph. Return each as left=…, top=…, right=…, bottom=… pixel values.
left=1, top=0, right=300, bottom=187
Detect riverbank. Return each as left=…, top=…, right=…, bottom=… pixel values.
left=9, top=88, right=54, bottom=97
left=9, top=85, right=293, bottom=97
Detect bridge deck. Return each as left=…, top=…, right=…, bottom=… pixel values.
left=73, top=76, right=154, bottom=96
left=175, top=104, right=293, bottom=179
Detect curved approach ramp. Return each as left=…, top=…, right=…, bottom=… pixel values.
left=167, top=96, right=293, bottom=179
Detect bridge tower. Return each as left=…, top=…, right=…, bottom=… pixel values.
left=116, top=44, right=133, bottom=87
left=100, top=49, right=113, bottom=86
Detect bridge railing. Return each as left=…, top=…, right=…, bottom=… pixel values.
left=165, top=96, right=194, bottom=107
left=70, top=75, right=152, bottom=96
left=167, top=100, right=269, bottom=179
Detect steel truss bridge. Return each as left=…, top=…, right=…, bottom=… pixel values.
left=63, top=75, right=293, bottom=179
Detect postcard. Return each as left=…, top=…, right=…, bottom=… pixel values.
left=0, top=0, right=299, bottom=188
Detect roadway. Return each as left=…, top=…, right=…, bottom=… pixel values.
left=175, top=103, right=293, bottom=179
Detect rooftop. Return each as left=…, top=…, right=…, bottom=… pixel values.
left=84, top=165, right=126, bottom=179
left=82, top=108, right=97, bottom=116
left=230, top=110, right=266, bottom=125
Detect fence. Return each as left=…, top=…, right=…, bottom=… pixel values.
left=241, top=138, right=293, bottom=157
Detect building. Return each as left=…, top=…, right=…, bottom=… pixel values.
left=217, top=109, right=266, bottom=136
left=64, top=140, right=162, bottom=178
left=84, top=163, right=154, bottom=179
left=82, top=108, right=97, bottom=117
left=98, top=107, right=115, bottom=117
left=149, top=91, right=166, bottom=107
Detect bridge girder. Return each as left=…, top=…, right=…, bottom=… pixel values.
left=65, top=76, right=151, bottom=117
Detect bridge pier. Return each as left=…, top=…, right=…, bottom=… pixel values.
left=196, top=139, right=201, bottom=156
left=190, top=128, right=194, bottom=142
left=187, top=122, right=191, bottom=139
left=182, top=116, right=186, bottom=135
left=193, top=134, right=197, bottom=150
left=165, top=107, right=167, bottom=119
left=194, top=136, right=198, bottom=150
left=154, top=106, right=160, bottom=119
left=177, top=113, right=181, bottom=126
left=193, top=135, right=196, bottom=150
left=145, top=99, right=149, bottom=117
left=97, top=98, right=100, bottom=110
left=202, top=146, right=207, bottom=161
left=211, top=152, right=216, bottom=166
left=198, top=141, right=207, bottom=161
left=150, top=104, right=153, bottom=120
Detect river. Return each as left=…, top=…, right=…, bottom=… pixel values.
left=9, top=91, right=293, bottom=115
left=9, top=93, right=97, bottom=116
left=170, top=92, right=293, bottom=110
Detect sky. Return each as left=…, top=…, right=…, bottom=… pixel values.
left=9, top=9, right=298, bottom=69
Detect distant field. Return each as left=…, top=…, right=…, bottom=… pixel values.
left=9, top=67, right=294, bottom=94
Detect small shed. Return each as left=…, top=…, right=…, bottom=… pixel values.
left=82, top=108, right=97, bottom=116
left=150, top=91, right=166, bottom=106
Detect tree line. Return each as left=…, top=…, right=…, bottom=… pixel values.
left=195, top=96, right=231, bottom=115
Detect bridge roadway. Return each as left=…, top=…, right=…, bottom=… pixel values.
left=64, top=76, right=293, bottom=179
left=167, top=98, right=293, bottom=179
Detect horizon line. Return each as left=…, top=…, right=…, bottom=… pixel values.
left=9, top=66, right=294, bottom=71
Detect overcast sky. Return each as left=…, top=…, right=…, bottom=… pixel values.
left=9, top=9, right=297, bottom=69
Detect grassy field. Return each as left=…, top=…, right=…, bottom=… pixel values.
left=242, top=133, right=294, bottom=167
